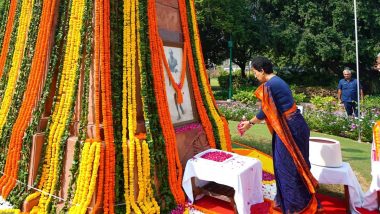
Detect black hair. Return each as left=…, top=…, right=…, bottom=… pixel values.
left=251, top=56, right=273, bottom=74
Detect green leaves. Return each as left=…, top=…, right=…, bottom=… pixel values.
left=197, top=0, right=380, bottom=92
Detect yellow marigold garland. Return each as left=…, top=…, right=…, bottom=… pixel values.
left=122, top=140, right=131, bottom=214
left=141, top=140, right=160, bottom=213
left=374, top=121, right=380, bottom=161
left=69, top=140, right=101, bottom=214
left=0, top=209, right=21, bottom=214
left=128, top=139, right=141, bottom=213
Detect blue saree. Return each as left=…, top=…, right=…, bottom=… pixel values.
left=255, top=81, right=318, bottom=214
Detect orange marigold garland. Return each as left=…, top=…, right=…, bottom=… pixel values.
left=186, top=0, right=232, bottom=151
left=0, top=0, right=17, bottom=79
left=137, top=0, right=176, bottom=211
left=147, top=0, right=185, bottom=204
left=95, top=0, right=116, bottom=212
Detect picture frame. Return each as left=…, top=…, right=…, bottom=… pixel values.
left=162, top=42, right=197, bottom=126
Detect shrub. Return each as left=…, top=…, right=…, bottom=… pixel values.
left=304, top=98, right=380, bottom=142
left=310, top=95, right=338, bottom=112
left=290, top=85, right=307, bottom=103
left=232, top=90, right=257, bottom=105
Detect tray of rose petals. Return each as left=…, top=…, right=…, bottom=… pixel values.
left=200, top=151, right=233, bottom=162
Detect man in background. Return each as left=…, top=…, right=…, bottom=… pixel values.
left=337, top=68, right=364, bottom=117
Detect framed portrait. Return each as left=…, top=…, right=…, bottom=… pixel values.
left=162, top=45, right=196, bottom=125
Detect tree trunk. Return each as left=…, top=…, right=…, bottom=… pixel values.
left=238, top=63, right=246, bottom=78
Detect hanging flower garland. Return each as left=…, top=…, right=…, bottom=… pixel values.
left=159, top=39, right=188, bottom=104
left=109, top=0, right=125, bottom=210
left=0, top=0, right=17, bottom=79
left=26, top=0, right=87, bottom=212
left=374, top=121, right=380, bottom=161
left=147, top=0, right=185, bottom=204
left=0, top=0, right=34, bottom=155
left=0, top=0, right=11, bottom=53
left=140, top=139, right=160, bottom=213
left=69, top=140, right=101, bottom=214
left=137, top=0, right=176, bottom=211
left=102, top=0, right=116, bottom=212
left=0, top=0, right=43, bottom=201
left=185, top=0, right=232, bottom=151
left=93, top=0, right=116, bottom=212
left=10, top=0, right=68, bottom=207
left=92, top=0, right=104, bottom=210
left=122, top=0, right=132, bottom=211
left=64, top=0, right=93, bottom=210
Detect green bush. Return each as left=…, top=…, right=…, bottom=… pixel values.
left=232, top=90, right=257, bottom=105
left=290, top=85, right=307, bottom=103
left=362, top=95, right=380, bottom=110
left=310, top=95, right=338, bottom=112
left=213, top=90, right=229, bottom=100
left=304, top=94, right=380, bottom=142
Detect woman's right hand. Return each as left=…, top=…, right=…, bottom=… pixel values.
left=238, top=120, right=252, bottom=133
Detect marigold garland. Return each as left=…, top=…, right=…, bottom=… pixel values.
left=186, top=0, right=232, bottom=151
left=26, top=0, right=87, bottom=211
left=64, top=0, right=93, bottom=210
left=137, top=0, right=176, bottom=211
left=124, top=0, right=141, bottom=212
left=93, top=0, right=116, bottom=212
left=0, top=0, right=42, bottom=200
left=69, top=140, right=101, bottom=214
left=147, top=0, right=185, bottom=204
left=0, top=1, right=11, bottom=49
left=122, top=0, right=131, bottom=209
left=13, top=0, right=64, bottom=206
left=374, top=121, right=380, bottom=161
left=0, top=0, right=17, bottom=79
left=159, top=39, right=188, bottom=104
left=0, top=0, right=34, bottom=139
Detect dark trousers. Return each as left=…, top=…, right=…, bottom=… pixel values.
left=343, top=101, right=358, bottom=117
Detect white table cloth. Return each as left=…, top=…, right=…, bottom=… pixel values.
left=362, top=138, right=380, bottom=211
left=182, top=149, right=263, bottom=214
left=310, top=162, right=364, bottom=214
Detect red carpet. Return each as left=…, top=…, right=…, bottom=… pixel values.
left=193, top=195, right=273, bottom=214
left=193, top=194, right=380, bottom=213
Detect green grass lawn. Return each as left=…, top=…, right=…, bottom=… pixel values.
left=210, top=78, right=220, bottom=87
left=228, top=120, right=372, bottom=198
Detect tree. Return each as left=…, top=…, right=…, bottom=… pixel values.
left=260, top=0, right=380, bottom=92
left=195, top=0, right=270, bottom=77
left=196, top=0, right=380, bottom=92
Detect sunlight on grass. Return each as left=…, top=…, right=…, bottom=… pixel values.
left=210, top=78, right=219, bottom=87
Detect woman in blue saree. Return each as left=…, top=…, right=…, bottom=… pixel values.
left=239, top=57, right=320, bottom=213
